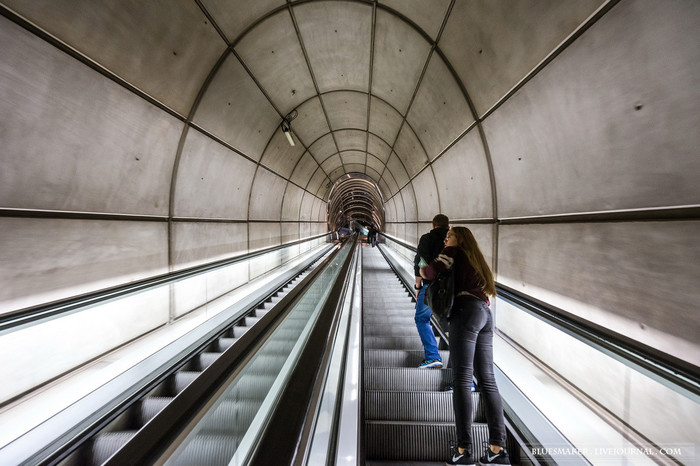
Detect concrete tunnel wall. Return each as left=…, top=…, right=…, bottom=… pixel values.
left=1, top=0, right=699, bottom=376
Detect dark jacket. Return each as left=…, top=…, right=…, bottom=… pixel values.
left=414, top=226, right=449, bottom=280
left=421, top=246, right=490, bottom=305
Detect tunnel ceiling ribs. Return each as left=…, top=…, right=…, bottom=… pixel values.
left=0, top=0, right=515, bottom=225
left=190, top=0, right=485, bottom=209
left=5, top=0, right=690, bottom=231
left=327, top=174, right=384, bottom=231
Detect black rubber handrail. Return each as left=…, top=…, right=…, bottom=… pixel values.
left=250, top=238, right=358, bottom=466
left=497, top=284, right=700, bottom=396
left=0, top=233, right=332, bottom=333
left=379, top=233, right=700, bottom=397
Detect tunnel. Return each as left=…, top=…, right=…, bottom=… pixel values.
left=0, top=0, right=698, bottom=465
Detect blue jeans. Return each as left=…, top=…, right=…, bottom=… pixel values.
left=415, top=284, right=441, bottom=361
left=449, top=296, right=506, bottom=450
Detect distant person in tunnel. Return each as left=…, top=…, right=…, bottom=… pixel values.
left=414, top=214, right=450, bottom=368
left=420, top=227, right=510, bottom=466
left=368, top=225, right=377, bottom=247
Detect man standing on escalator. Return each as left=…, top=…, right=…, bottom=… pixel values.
left=413, top=214, right=449, bottom=368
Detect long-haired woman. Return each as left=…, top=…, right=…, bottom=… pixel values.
left=420, top=226, right=510, bottom=466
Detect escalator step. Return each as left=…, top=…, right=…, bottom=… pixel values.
left=174, top=371, right=201, bottom=392
left=365, top=462, right=444, bottom=466
left=365, top=422, right=490, bottom=461
left=364, top=290, right=411, bottom=298
left=247, top=353, right=290, bottom=369
left=224, top=373, right=277, bottom=400
left=364, top=298, right=419, bottom=308
left=138, top=396, right=173, bottom=424
left=232, top=326, right=249, bottom=338
left=364, top=349, right=450, bottom=368
left=363, top=324, right=419, bottom=337
left=365, top=391, right=452, bottom=422
left=363, top=313, right=416, bottom=324
left=365, top=391, right=485, bottom=423
left=217, top=337, right=237, bottom=351
left=261, top=338, right=296, bottom=353
left=90, top=431, right=137, bottom=464
left=244, top=316, right=260, bottom=326
left=259, top=302, right=275, bottom=311
left=199, top=352, right=220, bottom=369
left=362, top=310, right=416, bottom=325
left=196, top=399, right=260, bottom=435
left=167, top=434, right=239, bottom=466
left=364, top=368, right=452, bottom=391
left=364, top=335, right=430, bottom=350
left=361, top=248, right=520, bottom=464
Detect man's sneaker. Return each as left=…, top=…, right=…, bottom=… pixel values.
left=446, top=443, right=474, bottom=465
left=419, top=359, right=443, bottom=368
left=478, top=446, right=510, bottom=465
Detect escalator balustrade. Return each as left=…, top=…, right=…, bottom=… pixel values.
left=61, top=271, right=312, bottom=466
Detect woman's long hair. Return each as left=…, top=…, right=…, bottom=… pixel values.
left=450, top=227, right=496, bottom=297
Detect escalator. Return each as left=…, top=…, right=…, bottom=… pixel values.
left=60, top=239, right=355, bottom=466
left=362, top=245, right=521, bottom=465
left=54, top=263, right=323, bottom=465
left=9, top=239, right=539, bottom=466
left=162, top=270, right=329, bottom=465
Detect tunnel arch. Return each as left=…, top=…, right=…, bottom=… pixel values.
left=176, top=0, right=494, bottom=230
left=327, top=173, right=384, bottom=232
left=0, top=0, right=698, bottom=405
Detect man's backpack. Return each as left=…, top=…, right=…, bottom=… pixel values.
left=424, top=267, right=455, bottom=319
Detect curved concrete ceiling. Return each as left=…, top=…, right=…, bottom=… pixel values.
left=1, top=0, right=610, bottom=209
left=5, top=0, right=697, bottom=227
left=2, top=0, right=699, bottom=369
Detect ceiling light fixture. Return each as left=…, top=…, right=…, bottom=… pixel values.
left=280, top=109, right=298, bottom=147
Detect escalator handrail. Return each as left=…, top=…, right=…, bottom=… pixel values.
left=291, top=240, right=362, bottom=466
left=99, top=241, right=346, bottom=466
left=0, top=233, right=332, bottom=333
left=330, top=243, right=363, bottom=466
left=497, top=283, right=700, bottom=398
left=379, top=233, right=700, bottom=397
left=249, top=238, right=359, bottom=466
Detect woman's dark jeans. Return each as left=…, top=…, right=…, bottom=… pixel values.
left=449, top=296, right=506, bottom=450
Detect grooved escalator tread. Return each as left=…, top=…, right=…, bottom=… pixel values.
left=364, top=349, right=451, bottom=367
left=364, top=335, right=435, bottom=350
left=362, top=308, right=418, bottom=317
left=138, top=396, right=173, bottom=424
left=364, top=367, right=453, bottom=391
left=365, top=390, right=485, bottom=423
left=364, top=324, right=420, bottom=337
left=365, top=421, right=490, bottom=462
left=366, top=462, right=445, bottom=466
left=90, top=431, right=137, bottom=465
left=166, top=434, right=240, bottom=466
